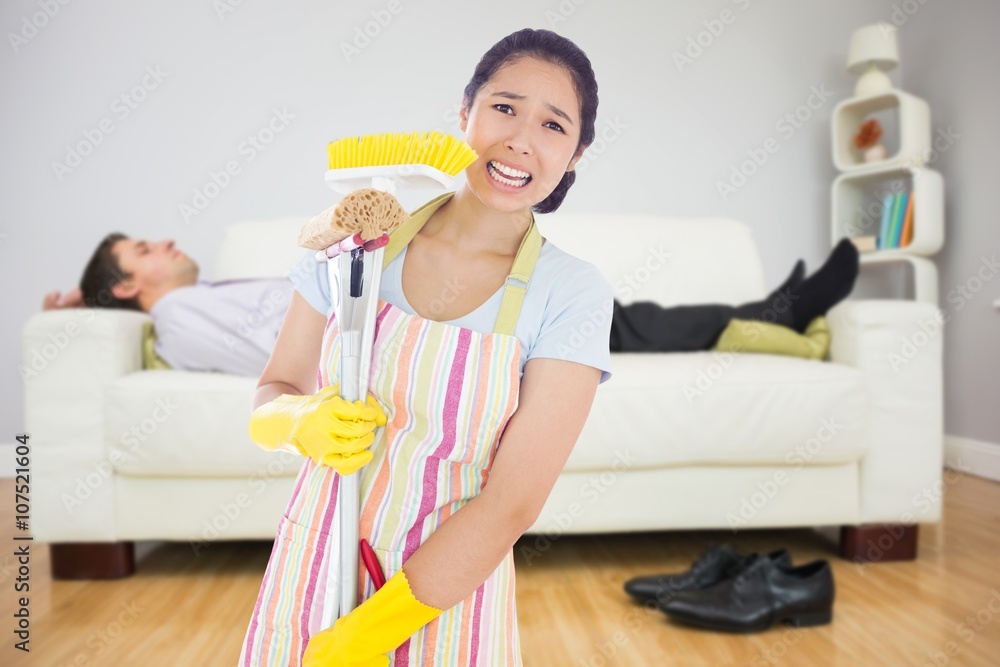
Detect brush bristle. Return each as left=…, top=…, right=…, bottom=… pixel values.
left=327, top=131, right=478, bottom=176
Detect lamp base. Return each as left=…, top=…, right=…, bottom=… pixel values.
left=854, top=65, right=893, bottom=97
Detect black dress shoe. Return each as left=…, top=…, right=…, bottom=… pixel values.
left=623, top=545, right=790, bottom=605
left=659, top=556, right=834, bottom=632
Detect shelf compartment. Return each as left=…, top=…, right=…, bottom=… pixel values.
left=831, top=89, right=930, bottom=173
left=831, top=164, right=943, bottom=257
left=853, top=254, right=940, bottom=305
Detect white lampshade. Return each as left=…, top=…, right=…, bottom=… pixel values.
left=846, top=24, right=899, bottom=96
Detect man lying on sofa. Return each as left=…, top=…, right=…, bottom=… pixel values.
left=42, top=232, right=858, bottom=376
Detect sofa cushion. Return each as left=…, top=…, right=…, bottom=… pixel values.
left=108, top=354, right=869, bottom=479
left=107, top=370, right=301, bottom=477
left=564, top=353, right=870, bottom=473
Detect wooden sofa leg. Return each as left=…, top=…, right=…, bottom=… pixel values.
left=50, top=542, right=136, bottom=580
left=839, top=524, right=918, bottom=563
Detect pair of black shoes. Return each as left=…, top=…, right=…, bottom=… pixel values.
left=624, top=544, right=834, bottom=633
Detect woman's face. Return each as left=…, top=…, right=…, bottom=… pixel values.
left=460, top=56, right=585, bottom=213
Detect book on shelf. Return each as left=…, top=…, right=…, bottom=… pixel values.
left=899, top=192, right=914, bottom=247
left=889, top=192, right=909, bottom=248
left=849, top=235, right=878, bottom=252
left=877, top=193, right=893, bottom=250
left=876, top=189, right=915, bottom=249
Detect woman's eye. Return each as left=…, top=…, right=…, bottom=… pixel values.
left=545, top=121, right=565, bottom=133
left=493, top=103, right=514, bottom=115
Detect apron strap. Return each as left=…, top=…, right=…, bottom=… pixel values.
left=382, top=191, right=543, bottom=336
left=493, top=221, right=541, bottom=336
left=382, top=192, right=454, bottom=269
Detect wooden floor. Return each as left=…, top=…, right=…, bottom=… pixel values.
left=3, top=472, right=999, bottom=666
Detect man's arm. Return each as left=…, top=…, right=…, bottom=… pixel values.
left=400, top=357, right=601, bottom=609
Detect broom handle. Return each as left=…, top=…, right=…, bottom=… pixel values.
left=322, top=245, right=385, bottom=627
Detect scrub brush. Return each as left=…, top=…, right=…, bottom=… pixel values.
left=297, top=131, right=477, bottom=629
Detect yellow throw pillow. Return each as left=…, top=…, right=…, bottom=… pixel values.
left=142, top=321, right=173, bottom=370
left=712, top=316, right=830, bottom=360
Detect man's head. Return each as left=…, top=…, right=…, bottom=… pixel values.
left=79, top=233, right=199, bottom=312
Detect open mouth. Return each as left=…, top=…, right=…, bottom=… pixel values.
left=487, top=160, right=532, bottom=188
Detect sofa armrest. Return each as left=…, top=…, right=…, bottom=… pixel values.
left=825, top=299, right=944, bottom=524
left=22, top=308, right=150, bottom=542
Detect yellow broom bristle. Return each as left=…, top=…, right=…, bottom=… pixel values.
left=326, top=131, right=478, bottom=176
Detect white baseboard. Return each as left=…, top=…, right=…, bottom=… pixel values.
left=945, top=434, right=1000, bottom=483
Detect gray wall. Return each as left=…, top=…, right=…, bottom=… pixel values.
left=3, top=0, right=997, bottom=447
left=897, top=0, right=1000, bottom=449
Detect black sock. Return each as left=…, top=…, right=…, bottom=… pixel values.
left=731, top=259, right=806, bottom=329
left=788, top=238, right=859, bottom=333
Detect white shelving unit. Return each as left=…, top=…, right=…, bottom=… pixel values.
left=830, top=88, right=944, bottom=305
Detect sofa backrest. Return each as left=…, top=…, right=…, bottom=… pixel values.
left=538, top=214, right=767, bottom=306
left=214, top=213, right=768, bottom=307
left=213, top=218, right=309, bottom=281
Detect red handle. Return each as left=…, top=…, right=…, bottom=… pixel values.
left=359, top=538, right=386, bottom=590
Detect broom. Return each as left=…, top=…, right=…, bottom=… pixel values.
left=297, top=131, right=478, bottom=629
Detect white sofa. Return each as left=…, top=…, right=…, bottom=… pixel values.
left=24, top=214, right=944, bottom=577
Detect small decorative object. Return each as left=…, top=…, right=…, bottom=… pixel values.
left=854, top=118, right=886, bottom=162
left=846, top=23, right=899, bottom=97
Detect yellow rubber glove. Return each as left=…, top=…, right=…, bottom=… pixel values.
left=302, top=568, right=444, bottom=667
left=248, top=385, right=387, bottom=475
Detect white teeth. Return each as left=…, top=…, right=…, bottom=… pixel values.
left=488, top=161, right=530, bottom=187
left=490, top=160, right=530, bottom=179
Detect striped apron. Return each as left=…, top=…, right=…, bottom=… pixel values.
left=240, top=192, right=542, bottom=666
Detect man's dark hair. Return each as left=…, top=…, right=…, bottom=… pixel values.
left=79, top=232, right=142, bottom=311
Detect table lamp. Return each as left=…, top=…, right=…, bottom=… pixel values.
left=847, top=23, right=899, bottom=97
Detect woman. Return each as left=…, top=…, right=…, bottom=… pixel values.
left=239, top=28, right=611, bottom=666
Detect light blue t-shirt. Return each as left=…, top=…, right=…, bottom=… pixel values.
left=287, top=240, right=613, bottom=384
